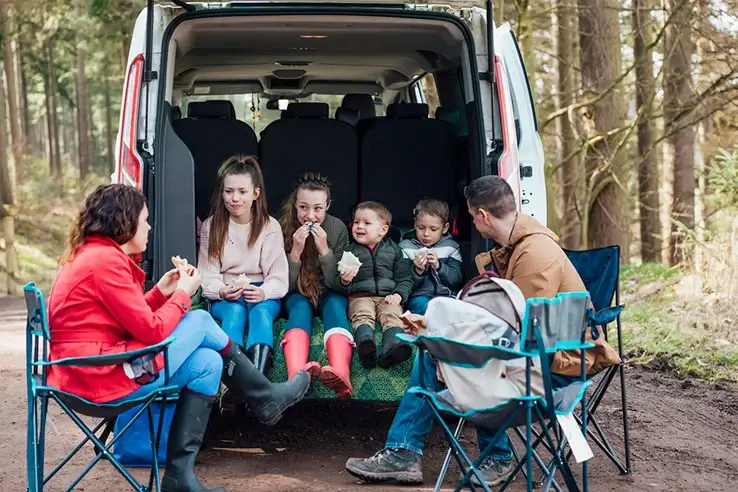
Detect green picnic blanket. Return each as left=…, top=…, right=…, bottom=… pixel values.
left=189, top=289, right=414, bottom=402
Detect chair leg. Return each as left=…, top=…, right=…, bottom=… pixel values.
left=26, top=395, right=39, bottom=492
left=147, top=401, right=169, bottom=492
left=38, top=396, right=48, bottom=489
left=55, top=395, right=151, bottom=492
left=618, top=362, right=632, bottom=474
left=434, top=418, right=465, bottom=492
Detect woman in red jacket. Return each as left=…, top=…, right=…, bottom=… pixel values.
left=48, top=184, right=310, bottom=492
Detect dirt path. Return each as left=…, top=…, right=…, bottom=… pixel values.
left=1, top=296, right=737, bottom=491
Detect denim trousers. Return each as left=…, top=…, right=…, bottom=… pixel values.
left=283, top=290, right=351, bottom=334
left=406, top=295, right=433, bottom=315
left=385, top=351, right=514, bottom=461
left=210, top=282, right=281, bottom=349
left=114, top=309, right=229, bottom=400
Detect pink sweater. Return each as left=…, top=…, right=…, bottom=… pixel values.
left=198, top=216, right=289, bottom=301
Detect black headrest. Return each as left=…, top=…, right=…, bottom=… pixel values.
left=171, top=106, right=182, bottom=121
left=187, top=100, right=236, bottom=119
left=387, top=103, right=428, bottom=119
left=341, top=94, right=376, bottom=119
left=435, top=107, right=460, bottom=126
left=335, top=107, right=360, bottom=126
left=285, top=102, right=329, bottom=119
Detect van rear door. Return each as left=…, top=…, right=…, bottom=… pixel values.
left=496, top=22, right=547, bottom=224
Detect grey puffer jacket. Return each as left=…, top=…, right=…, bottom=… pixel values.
left=399, top=231, right=463, bottom=298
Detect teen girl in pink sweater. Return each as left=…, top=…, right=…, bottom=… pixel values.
left=198, top=155, right=288, bottom=386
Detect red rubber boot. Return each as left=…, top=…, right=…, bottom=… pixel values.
left=281, top=328, right=321, bottom=381
left=320, top=329, right=354, bottom=400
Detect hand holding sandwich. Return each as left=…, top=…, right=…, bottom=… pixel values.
left=157, top=256, right=201, bottom=297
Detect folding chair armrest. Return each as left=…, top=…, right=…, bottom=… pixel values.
left=36, top=337, right=176, bottom=367
left=590, top=305, right=624, bottom=326
left=543, top=340, right=595, bottom=354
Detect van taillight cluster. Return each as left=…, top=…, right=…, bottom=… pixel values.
left=117, top=54, right=144, bottom=188
left=494, top=55, right=522, bottom=210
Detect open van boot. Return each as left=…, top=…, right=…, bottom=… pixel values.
left=354, top=324, right=377, bottom=369
left=281, top=328, right=321, bottom=381
left=221, top=343, right=310, bottom=426
left=377, top=326, right=412, bottom=369
left=319, top=328, right=355, bottom=399
left=162, top=389, right=226, bottom=492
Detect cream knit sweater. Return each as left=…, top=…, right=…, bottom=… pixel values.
left=198, top=216, right=289, bottom=301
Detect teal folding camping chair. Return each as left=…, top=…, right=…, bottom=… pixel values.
left=24, top=282, right=180, bottom=491
left=399, top=276, right=593, bottom=492
left=561, top=246, right=630, bottom=475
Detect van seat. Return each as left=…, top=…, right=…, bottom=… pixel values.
left=173, top=100, right=258, bottom=221
left=259, top=102, right=359, bottom=222
left=335, top=107, right=360, bottom=127
left=340, top=93, right=376, bottom=120
left=359, top=102, right=457, bottom=227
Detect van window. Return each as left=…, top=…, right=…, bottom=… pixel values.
left=414, top=74, right=440, bottom=117
left=180, top=93, right=387, bottom=135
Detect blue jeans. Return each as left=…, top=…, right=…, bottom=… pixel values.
left=386, top=352, right=513, bottom=461
left=114, top=310, right=229, bottom=400
left=211, top=285, right=281, bottom=349
left=406, top=295, right=433, bottom=315
left=284, top=290, right=350, bottom=335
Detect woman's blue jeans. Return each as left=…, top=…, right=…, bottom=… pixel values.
left=385, top=351, right=513, bottom=461
left=210, top=283, right=281, bottom=349
left=115, top=310, right=229, bottom=400
left=284, top=290, right=350, bottom=334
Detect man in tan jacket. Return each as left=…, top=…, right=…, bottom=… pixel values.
left=345, top=176, right=618, bottom=487
left=468, top=176, right=619, bottom=377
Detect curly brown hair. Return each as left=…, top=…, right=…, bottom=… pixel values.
left=61, top=184, right=146, bottom=264
left=279, top=173, right=331, bottom=308
left=207, top=154, right=270, bottom=263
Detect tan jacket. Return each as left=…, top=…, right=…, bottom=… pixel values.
left=475, top=213, right=620, bottom=376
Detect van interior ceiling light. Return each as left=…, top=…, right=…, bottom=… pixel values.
left=300, top=34, right=328, bottom=39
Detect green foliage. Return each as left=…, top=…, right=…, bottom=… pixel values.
left=708, top=146, right=738, bottom=209
left=621, top=262, right=738, bottom=382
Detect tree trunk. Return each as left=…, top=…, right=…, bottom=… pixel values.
left=43, top=57, right=55, bottom=175
left=1, top=6, right=24, bottom=184
left=47, top=38, right=62, bottom=179
left=578, top=0, right=628, bottom=251
left=16, top=27, right=30, bottom=157
left=104, top=74, right=115, bottom=175
left=663, top=0, right=696, bottom=266
left=514, top=0, right=535, bottom=101
left=633, top=0, right=661, bottom=262
left=0, top=61, right=18, bottom=296
left=553, top=0, right=580, bottom=249
left=75, top=0, right=92, bottom=182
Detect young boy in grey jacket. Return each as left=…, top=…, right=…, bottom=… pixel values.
left=399, top=199, right=463, bottom=315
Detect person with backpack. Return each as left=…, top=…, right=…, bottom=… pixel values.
left=344, top=176, right=619, bottom=487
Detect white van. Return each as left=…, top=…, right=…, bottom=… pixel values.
left=113, top=0, right=545, bottom=287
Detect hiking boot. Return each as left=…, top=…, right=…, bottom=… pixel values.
left=467, top=456, right=514, bottom=486
left=345, top=448, right=423, bottom=484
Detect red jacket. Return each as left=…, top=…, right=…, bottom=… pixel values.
left=47, top=236, right=192, bottom=403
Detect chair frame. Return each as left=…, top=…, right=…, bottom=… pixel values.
left=562, top=246, right=632, bottom=476
left=404, top=294, right=592, bottom=492
left=24, top=282, right=180, bottom=492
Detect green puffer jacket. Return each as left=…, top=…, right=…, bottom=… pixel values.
left=339, top=238, right=414, bottom=302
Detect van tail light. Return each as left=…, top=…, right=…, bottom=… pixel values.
left=116, top=54, right=145, bottom=188
left=494, top=56, right=522, bottom=210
